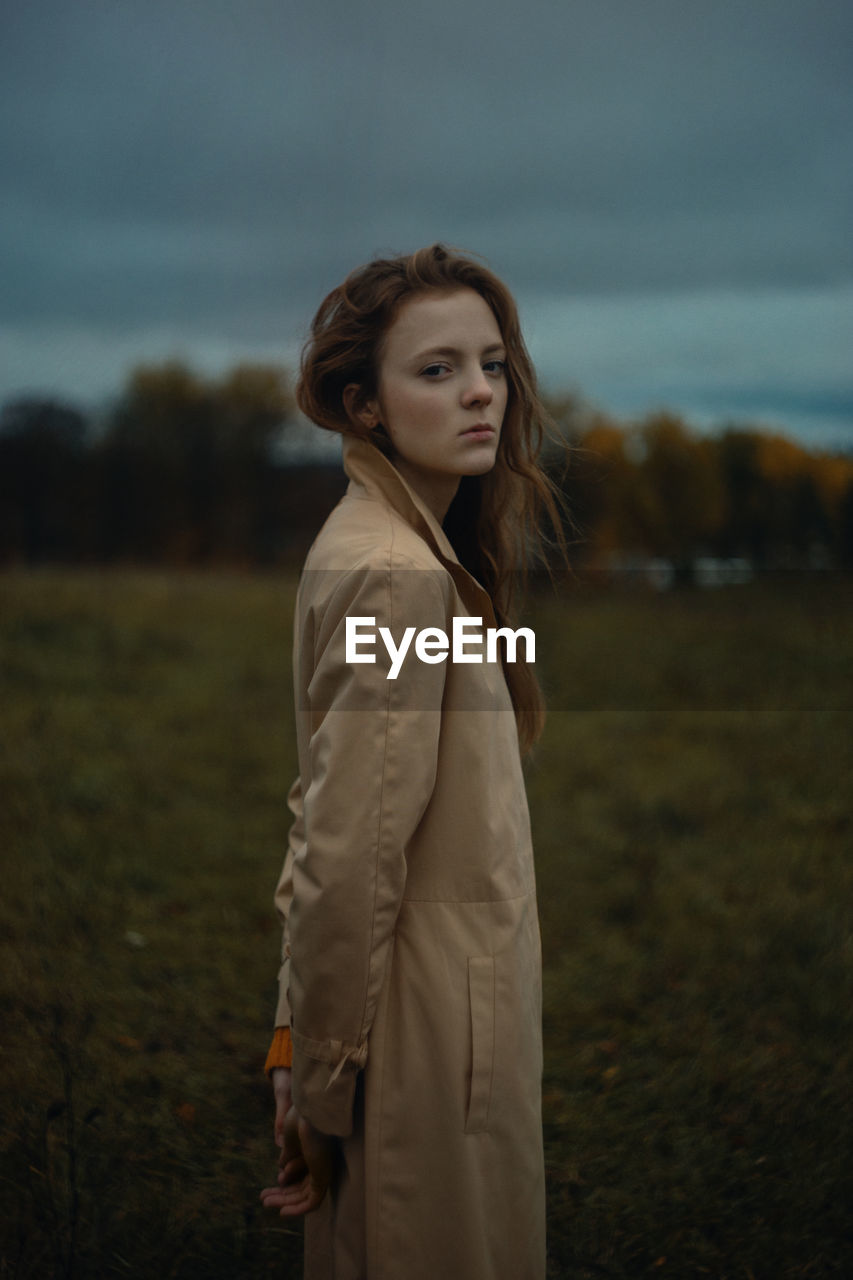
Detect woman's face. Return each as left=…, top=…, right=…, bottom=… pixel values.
left=355, top=288, right=509, bottom=521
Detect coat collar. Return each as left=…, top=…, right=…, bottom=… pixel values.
left=340, top=434, right=496, bottom=624
left=342, top=434, right=461, bottom=568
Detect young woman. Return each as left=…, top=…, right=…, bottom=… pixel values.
left=260, top=244, right=565, bottom=1280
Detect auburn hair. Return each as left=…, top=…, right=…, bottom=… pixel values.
left=296, top=243, right=568, bottom=753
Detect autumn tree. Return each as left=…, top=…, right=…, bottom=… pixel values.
left=0, top=397, right=89, bottom=561
left=625, top=414, right=724, bottom=563
left=95, top=360, right=294, bottom=562
left=751, top=432, right=836, bottom=566
left=2, top=368, right=851, bottom=572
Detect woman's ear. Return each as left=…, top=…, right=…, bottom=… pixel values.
left=343, top=383, right=380, bottom=432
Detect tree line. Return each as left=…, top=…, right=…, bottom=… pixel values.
left=2, top=359, right=852, bottom=573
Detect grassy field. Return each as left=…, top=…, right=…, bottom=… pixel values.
left=1, top=568, right=851, bottom=1278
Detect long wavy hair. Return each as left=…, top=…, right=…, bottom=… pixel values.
left=296, top=243, right=568, bottom=752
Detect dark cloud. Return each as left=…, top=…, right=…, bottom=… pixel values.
left=1, top=0, right=851, bottom=442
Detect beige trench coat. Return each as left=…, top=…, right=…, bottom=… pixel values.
left=273, top=435, right=545, bottom=1279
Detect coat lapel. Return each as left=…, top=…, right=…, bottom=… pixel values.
left=341, top=434, right=497, bottom=627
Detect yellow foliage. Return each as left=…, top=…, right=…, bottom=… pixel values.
left=581, top=421, right=627, bottom=462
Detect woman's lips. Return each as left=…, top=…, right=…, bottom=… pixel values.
left=461, top=424, right=495, bottom=439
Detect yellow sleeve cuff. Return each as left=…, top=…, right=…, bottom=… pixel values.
left=264, top=1026, right=293, bottom=1075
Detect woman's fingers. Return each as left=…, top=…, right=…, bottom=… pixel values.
left=260, top=1174, right=326, bottom=1216
left=262, top=1103, right=336, bottom=1218
left=279, top=1155, right=307, bottom=1186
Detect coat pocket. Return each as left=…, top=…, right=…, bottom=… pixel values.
left=465, top=956, right=495, bottom=1134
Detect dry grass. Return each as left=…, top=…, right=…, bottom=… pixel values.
left=1, top=568, right=851, bottom=1278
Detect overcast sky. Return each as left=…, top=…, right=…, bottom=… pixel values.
left=1, top=0, right=851, bottom=449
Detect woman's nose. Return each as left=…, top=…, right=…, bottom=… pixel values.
left=461, top=368, right=493, bottom=407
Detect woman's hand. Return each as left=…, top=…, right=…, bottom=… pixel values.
left=261, top=1074, right=336, bottom=1217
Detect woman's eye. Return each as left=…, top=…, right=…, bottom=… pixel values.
left=421, top=363, right=449, bottom=377
left=484, top=359, right=507, bottom=375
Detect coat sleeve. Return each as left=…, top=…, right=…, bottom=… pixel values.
left=272, top=774, right=304, bottom=1030
left=288, top=557, right=449, bottom=1136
